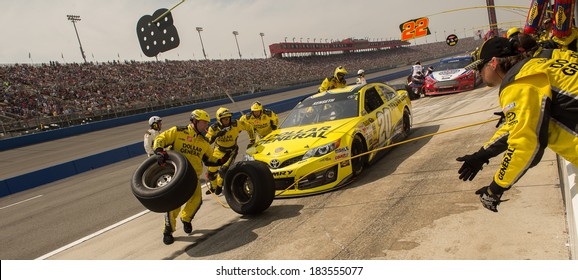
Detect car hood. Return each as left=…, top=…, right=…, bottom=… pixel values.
left=431, top=69, right=469, bottom=81
left=252, top=118, right=357, bottom=157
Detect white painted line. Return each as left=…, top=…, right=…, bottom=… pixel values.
left=35, top=210, right=150, bottom=260
left=0, top=195, right=43, bottom=210
left=35, top=183, right=210, bottom=260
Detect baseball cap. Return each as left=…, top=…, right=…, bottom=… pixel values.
left=465, top=37, right=516, bottom=71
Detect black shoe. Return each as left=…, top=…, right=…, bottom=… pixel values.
left=163, top=233, right=174, bottom=245
left=214, top=186, right=222, bottom=195
left=182, top=220, right=192, bottom=234
left=205, top=187, right=215, bottom=195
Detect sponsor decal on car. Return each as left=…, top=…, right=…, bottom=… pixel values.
left=271, top=170, right=294, bottom=177
left=260, top=126, right=331, bottom=144
left=312, top=99, right=335, bottom=106
left=274, top=147, right=285, bottom=153
left=334, top=153, right=348, bottom=161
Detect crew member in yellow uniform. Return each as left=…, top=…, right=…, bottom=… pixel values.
left=457, top=37, right=578, bottom=212
left=205, top=107, right=255, bottom=195
left=153, top=109, right=224, bottom=245
left=240, top=101, right=279, bottom=140
left=318, top=66, right=347, bottom=92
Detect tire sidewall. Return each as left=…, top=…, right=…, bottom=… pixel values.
left=223, top=161, right=275, bottom=215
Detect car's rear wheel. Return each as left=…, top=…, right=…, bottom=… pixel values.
left=351, top=134, right=368, bottom=176
left=224, top=161, right=275, bottom=215
left=401, top=109, right=411, bottom=138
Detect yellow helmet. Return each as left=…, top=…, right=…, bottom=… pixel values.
left=333, top=66, right=348, bottom=78
left=251, top=101, right=263, bottom=112
left=190, top=109, right=210, bottom=122
left=216, top=107, right=233, bottom=124
left=506, top=27, right=521, bottom=39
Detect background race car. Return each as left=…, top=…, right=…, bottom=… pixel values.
left=424, top=56, right=482, bottom=96
left=245, top=83, right=412, bottom=197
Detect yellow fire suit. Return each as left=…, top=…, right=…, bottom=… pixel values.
left=239, top=109, right=279, bottom=139
left=205, top=120, right=255, bottom=189
left=153, top=124, right=221, bottom=233
left=318, top=76, right=346, bottom=92
left=481, top=55, right=578, bottom=192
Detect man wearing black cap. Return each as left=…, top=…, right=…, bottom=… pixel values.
left=457, top=37, right=578, bottom=212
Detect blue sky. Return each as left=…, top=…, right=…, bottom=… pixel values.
left=0, top=0, right=532, bottom=64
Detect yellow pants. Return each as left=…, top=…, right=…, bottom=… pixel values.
left=163, top=181, right=202, bottom=233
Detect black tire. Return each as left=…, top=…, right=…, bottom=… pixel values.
left=401, top=109, right=411, bottom=138
left=223, top=161, right=275, bottom=215
left=351, top=134, right=368, bottom=176
left=131, top=151, right=198, bottom=213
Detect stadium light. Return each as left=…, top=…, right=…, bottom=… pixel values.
left=196, top=27, right=207, bottom=59
left=232, top=31, right=242, bottom=59
left=259, top=32, right=267, bottom=58
left=66, top=15, right=87, bottom=63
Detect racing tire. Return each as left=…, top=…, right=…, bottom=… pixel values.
left=131, top=151, right=198, bottom=213
left=401, top=109, right=411, bottom=139
left=223, top=161, right=275, bottom=215
left=351, top=134, right=368, bottom=177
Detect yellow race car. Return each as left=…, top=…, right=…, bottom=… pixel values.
left=245, top=82, right=412, bottom=197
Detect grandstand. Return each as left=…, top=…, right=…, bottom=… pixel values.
left=268, top=38, right=410, bottom=58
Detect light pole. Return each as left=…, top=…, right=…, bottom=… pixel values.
left=232, top=31, right=242, bottom=59
left=66, top=15, right=87, bottom=63
left=196, top=27, right=207, bottom=59
left=259, top=32, right=267, bottom=58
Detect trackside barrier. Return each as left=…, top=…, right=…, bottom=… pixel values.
left=558, top=156, right=577, bottom=260
left=0, top=142, right=142, bottom=197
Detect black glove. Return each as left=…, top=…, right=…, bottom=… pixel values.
left=475, top=183, right=506, bottom=212
left=246, top=140, right=255, bottom=149
left=538, top=39, right=559, bottom=49
left=210, top=127, right=229, bottom=143
left=456, top=148, right=490, bottom=181
left=155, top=148, right=168, bottom=166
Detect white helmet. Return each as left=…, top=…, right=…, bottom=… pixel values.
left=357, top=69, right=365, bottom=75
left=148, top=116, right=162, bottom=126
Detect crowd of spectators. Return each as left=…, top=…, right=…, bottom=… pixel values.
left=0, top=38, right=478, bottom=136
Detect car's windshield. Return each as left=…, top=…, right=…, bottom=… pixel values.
left=435, top=58, right=472, bottom=71
left=281, top=92, right=359, bottom=128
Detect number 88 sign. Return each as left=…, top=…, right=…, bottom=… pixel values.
left=399, top=17, right=431, bottom=41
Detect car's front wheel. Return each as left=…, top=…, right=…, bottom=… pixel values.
left=224, top=161, right=275, bottom=215
left=351, top=134, right=368, bottom=176
left=401, top=109, right=411, bottom=139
